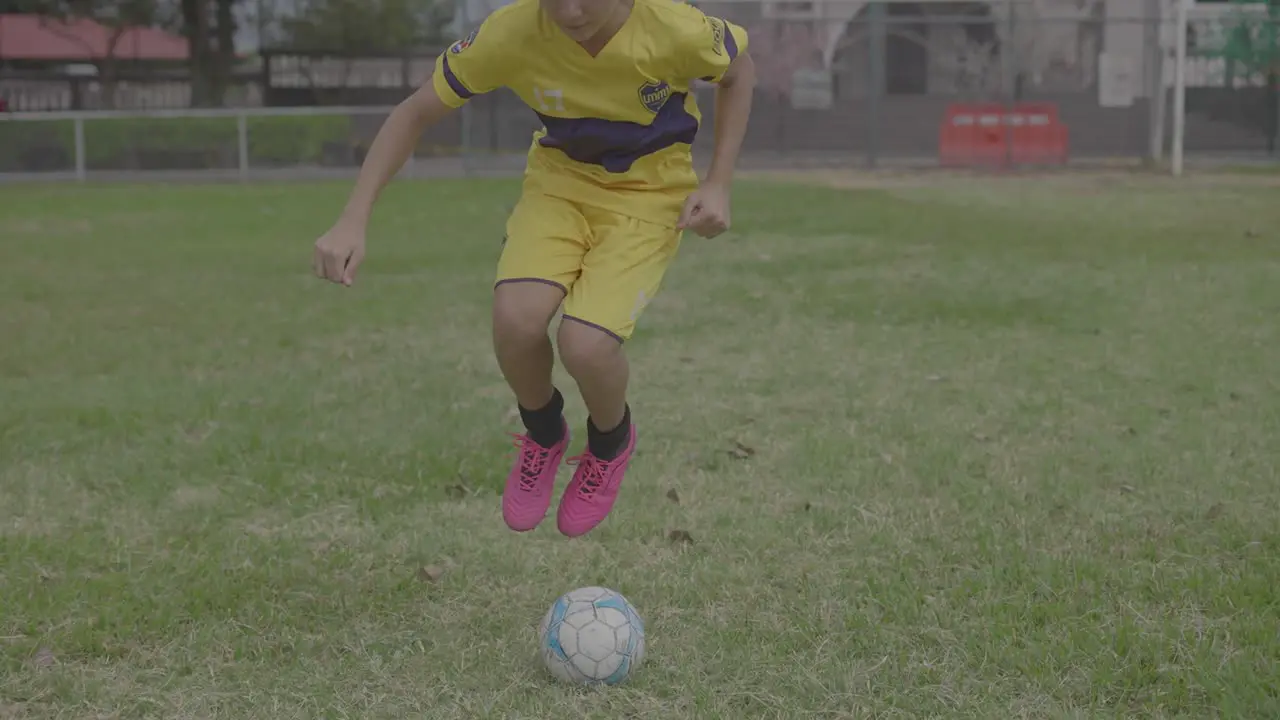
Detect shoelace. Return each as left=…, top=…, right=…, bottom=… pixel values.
left=511, top=433, right=552, bottom=492
left=566, top=453, right=609, bottom=500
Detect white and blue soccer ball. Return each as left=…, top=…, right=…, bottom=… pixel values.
left=537, top=586, right=645, bottom=686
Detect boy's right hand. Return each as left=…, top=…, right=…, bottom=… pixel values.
left=313, top=218, right=366, bottom=287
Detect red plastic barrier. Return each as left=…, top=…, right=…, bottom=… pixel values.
left=939, top=103, right=1068, bottom=168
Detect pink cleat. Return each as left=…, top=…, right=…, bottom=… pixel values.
left=502, top=420, right=569, bottom=532
left=557, top=424, right=637, bottom=537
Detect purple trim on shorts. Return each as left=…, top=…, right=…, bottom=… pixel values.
left=494, top=277, right=568, bottom=295
left=561, top=314, right=625, bottom=344
left=441, top=56, right=474, bottom=99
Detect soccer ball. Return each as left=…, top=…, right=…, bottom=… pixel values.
left=537, top=586, right=645, bottom=686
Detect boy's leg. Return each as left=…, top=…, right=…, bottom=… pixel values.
left=493, top=192, right=590, bottom=532
left=557, top=320, right=628, bottom=442
left=554, top=209, right=681, bottom=537
left=493, top=280, right=563, bottom=419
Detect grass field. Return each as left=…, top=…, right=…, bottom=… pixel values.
left=2, top=172, right=1279, bottom=719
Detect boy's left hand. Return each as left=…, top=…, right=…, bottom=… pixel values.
left=677, top=184, right=731, bottom=238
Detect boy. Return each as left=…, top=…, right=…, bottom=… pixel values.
left=312, top=0, right=755, bottom=537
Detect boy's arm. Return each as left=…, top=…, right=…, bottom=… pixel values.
left=705, top=50, right=756, bottom=190
left=339, top=83, right=456, bottom=226
left=313, top=83, right=454, bottom=286
left=315, top=19, right=507, bottom=286
left=676, top=50, right=756, bottom=237
left=338, top=21, right=505, bottom=228
left=673, top=12, right=754, bottom=237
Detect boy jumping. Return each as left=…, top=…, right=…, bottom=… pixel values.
left=312, top=0, right=755, bottom=537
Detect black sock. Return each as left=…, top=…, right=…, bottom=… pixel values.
left=519, top=388, right=565, bottom=447
left=587, top=405, right=631, bottom=461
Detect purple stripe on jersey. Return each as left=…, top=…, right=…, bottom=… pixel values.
left=441, top=56, right=474, bottom=99
left=535, top=92, right=698, bottom=173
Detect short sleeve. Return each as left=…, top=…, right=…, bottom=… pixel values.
left=677, top=11, right=749, bottom=83
left=431, top=17, right=509, bottom=107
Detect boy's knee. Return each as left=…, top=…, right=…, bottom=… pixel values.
left=493, top=280, right=563, bottom=342
left=557, top=318, right=622, bottom=374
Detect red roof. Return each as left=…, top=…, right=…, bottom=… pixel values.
left=0, top=14, right=188, bottom=61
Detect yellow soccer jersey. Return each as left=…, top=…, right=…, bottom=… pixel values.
left=430, top=0, right=748, bottom=226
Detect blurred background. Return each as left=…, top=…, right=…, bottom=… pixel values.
left=0, top=0, right=1277, bottom=179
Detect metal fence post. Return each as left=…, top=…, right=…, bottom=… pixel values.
left=1171, top=0, right=1188, bottom=176
left=74, top=117, right=86, bottom=182
left=1002, top=0, right=1015, bottom=168
left=237, top=111, right=249, bottom=182
left=866, top=1, right=884, bottom=168
left=1145, top=0, right=1166, bottom=163
left=456, top=0, right=473, bottom=174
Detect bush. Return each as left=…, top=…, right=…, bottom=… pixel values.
left=0, top=121, right=76, bottom=172
left=85, top=116, right=240, bottom=170
left=0, top=114, right=359, bottom=172
left=247, top=114, right=352, bottom=167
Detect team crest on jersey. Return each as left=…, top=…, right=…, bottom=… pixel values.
left=450, top=26, right=479, bottom=54
left=637, top=80, right=671, bottom=113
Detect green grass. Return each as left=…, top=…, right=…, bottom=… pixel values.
left=2, top=173, right=1279, bottom=719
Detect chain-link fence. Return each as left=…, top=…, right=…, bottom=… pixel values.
left=1179, top=3, right=1280, bottom=157
left=2, top=0, right=1277, bottom=180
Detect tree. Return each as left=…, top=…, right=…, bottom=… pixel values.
left=181, top=0, right=242, bottom=107
left=0, top=0, right=56, bottom=11
left=280, top=0, right=453, bottom=53
left=24, top=0, right=162, bottom=108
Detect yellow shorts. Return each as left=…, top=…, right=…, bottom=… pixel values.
left=496, top=191, right=682, bottom=342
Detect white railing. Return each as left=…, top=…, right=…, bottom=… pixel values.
left=0, top=105, right=507, bottom=182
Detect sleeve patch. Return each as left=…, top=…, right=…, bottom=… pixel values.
left=708, top=17, right=725, bottom=57
left=449, top=25, right=480, bottom=54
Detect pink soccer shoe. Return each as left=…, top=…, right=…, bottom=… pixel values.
left=557, top=424, right=637, bottom=537
left=502, top=421, right=570, bottom=532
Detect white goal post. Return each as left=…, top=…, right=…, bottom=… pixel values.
left=1172, top=0, right=1189, bottom=175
